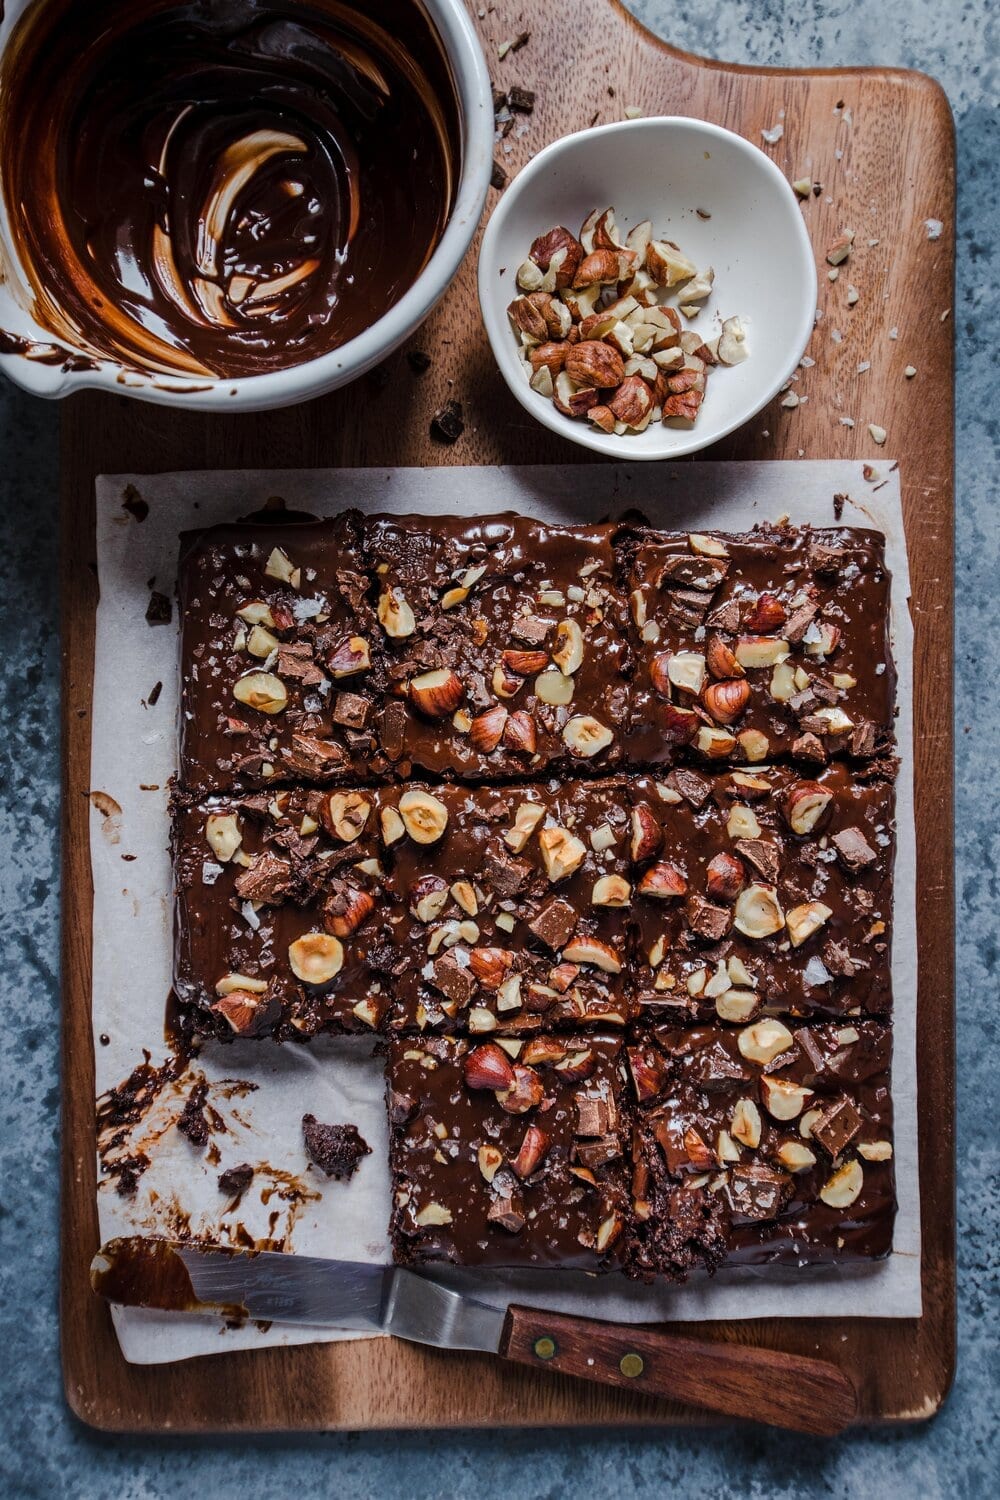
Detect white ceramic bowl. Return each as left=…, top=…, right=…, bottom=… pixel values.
left=479, top=117, right=817, bottom=459
left=0, top=0, right=493, bottom=411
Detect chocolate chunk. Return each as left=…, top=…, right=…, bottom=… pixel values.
left=792, top=731, right=827, bottom=764
left=389, top=1090, right=418, bottom=1125
left=685, top=894, right=731, bottom=942
left=275, top=643, right=324, bottom=684
left=147, top=680, right=163, bottom=706
left=482, top=848, right=533, bottom=897
left=487, top=1171, right=526, bottom=1233
left=685, top=1038, right=751, bottom=1090
left=809, top=1096, right=863, bottom=1158
left=573, top=1134, right=622, bottom=1168
left=725, top=1163, right=792, bottom=1221
left=661, top=587, right=713, bottom=629
left=510, top=614, right=552, bottom=647
left=808, top=543, right=847, bottom=577
left=302, top=1116, right=371, bottom=1180
left=783, top=601, right=819, bottom=644
left=528, top=897, right=579, bottom=950
left=664, top=768, right=712, bottom=807
left=218, top=1162, right=253, bottom=1197
left=430, top=400, right=464, bottom=444
left=575, top=1087, right=617, bottom=1136
left=281, top=734, right=348, bottom=778
left=823, top=939, right=868, bottom=978
left=234, top=851, right=292, bottom=904
left=431, top=953, right=475, bottom=1007
left=656, top=554, right=728, bottom=592
left=850, top=720, right=878, bottom=758
left=331, top=691, right=371, bottom=730
left=491, top=158, right=508, bottom=190
left=507, top=85, right=535, bottom=113
left=832, top=826, right=878, bottom=871
left=734, top=837, right=782, bottom=884
left=379, top=700, right=407, bottom=760
left=146, top=590, right=172, bottom=625
left=704, top=598, right=742, bottom=633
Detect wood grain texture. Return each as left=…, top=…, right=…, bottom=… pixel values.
left=60, top=0, right=955, bottom=1431
left=499, top=1306, right=858, bottom=1434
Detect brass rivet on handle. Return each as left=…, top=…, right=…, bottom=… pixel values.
left=533, top=1336, right=557, bottom=1361
left=619, top=1352, right=645, bottom=1379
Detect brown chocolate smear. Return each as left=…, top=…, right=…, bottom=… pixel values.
left=0, top=0, right=457, bottom=378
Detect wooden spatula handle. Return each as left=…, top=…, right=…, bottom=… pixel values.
left=499, top=1305, right=857, bottom=1434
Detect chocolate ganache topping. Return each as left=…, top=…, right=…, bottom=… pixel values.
left=0, top=0, right=458, bottom=377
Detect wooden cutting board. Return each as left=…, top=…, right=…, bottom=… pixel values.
left=60, top=0, right=955, bottom=1430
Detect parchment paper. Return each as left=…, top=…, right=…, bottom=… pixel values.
left=90, top=462, right=920, bottom=1366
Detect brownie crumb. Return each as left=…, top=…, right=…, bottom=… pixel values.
left=147, top=680, right=163, bottom=706
left=833, top=491, right=847, bottom=520
left=430, top=400, right=464, bottom=444
left=406, top=349, right=431, bottom=375
left=177, top=1081, right=210, bottom=1148
left=146, top=590, right=172, bottom=625
left=507, top=86, right=535, bottom=114
left=491, top=159, right=508, bottom=190
left=218, top=1162, right=254, bottom=1198
left=302, top=1116, right=371, bottom=1180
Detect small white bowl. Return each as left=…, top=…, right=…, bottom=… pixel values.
left=479, top=117, right=817, bottom=459
left=0, top=0, right=493, bottom=411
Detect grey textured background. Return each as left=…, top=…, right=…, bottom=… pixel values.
left=0, top=1, right=995, bottom=1495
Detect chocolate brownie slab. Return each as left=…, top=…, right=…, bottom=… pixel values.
left=172, top=786, right=390, bottom=1040
left=388, top=1031, right=632, bottom=1270
left=626, top=764, right=894, bottom=1023
left=621, top=526, right=895, bottom=769
left=374, top=779, right=637, bottom=1033
left=626, top=1020, right=895, bottom=1277
left=365, top=511, right=633, bottom=778
left=178, top=512, right=387, bottom=794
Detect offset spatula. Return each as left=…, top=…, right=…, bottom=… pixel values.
left=92, top=1237, right=857, bottom=1434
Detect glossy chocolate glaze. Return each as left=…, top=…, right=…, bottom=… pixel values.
left=388, top=1032, right=632, bottom=1270
left=0, top=0, right=456, bottom=377
left=177, top=511, right=390, bottom=796
left=628, top=1021, right=895, bottom=1273
left=620, top=526, right=896, bottom=767
left=627, top=765, right=894, bottom=1022
left=375, top=779, right=636, bottom=1033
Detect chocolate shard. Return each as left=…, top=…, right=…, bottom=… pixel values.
left=664, top=768, right=712, bottom=807
left=734, top=837, right=782, bottom=884
left=528, top=896, right=579, bottom=950
left=725, top=1163, right=792, bottom=1221
left=809, top=1096, right=863, bottom=1158
left=685, top=893, right=731, bottom=942
left=482, top=848, right=533, bottom=897
left=656, top=554, right=728, bottom=592
left=234, top=850, right=292, bottom=904
left=218, top=1162, right=253, bottom=1197
left=575, top=1086, right=617, bottom=1137
left=832, top=826, right=879, bottom=871
left=332, top=691, right=371, bottom=730
left=431, top=953, right=475, bottom=1007
left=823, top=939, right=868, bottom=978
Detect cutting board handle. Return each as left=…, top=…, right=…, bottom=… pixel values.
left=499, top=1304, right=857, bottom=1434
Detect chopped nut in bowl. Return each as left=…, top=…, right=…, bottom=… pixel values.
left=478, top=119, right=816, bottom=459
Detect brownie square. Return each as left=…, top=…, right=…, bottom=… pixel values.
left=374, top=779, right=637, bottom=1034
left=172, top=786, right=391, bottom=1040
left=365, top=511, right=633, bottom=778
left=620, top=526, right=895, bottom=769
left=178, top=512, right=387, bottom=794
left=626, top=1021, right=895, bottom=1278
left=626, top=763, right=894, bottom=1023
left=388, top=1031, right=632, bottom=1270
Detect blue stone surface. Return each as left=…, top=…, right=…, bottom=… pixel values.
left=0, top=2, right=995, bottom=1494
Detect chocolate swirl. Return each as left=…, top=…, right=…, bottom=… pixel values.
left=0, top=0, right=457, bottom=377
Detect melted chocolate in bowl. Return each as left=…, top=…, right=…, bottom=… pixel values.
left=0, top=0, right=458, bottom=378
